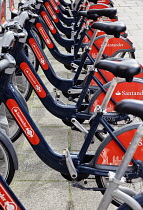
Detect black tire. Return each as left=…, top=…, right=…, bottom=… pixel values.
left=95, top=175, right=123, bottom=207
left=13, top=29, right=43, bottom=101
left=5, top=106, right=24, bottom=143
left=0, top=140, right=15, bottom=184
left=90, top=122, right=108, bottom=142
left=117, top=193, right=143, bottom=209
left=95, top=175, right=143, bottom=207
left=23, top=43, right=39, bottom=72
left=32, top=27, right=45, bottom=50
left=12, top=71, right=33, bottom=101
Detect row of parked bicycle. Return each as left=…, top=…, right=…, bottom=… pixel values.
left=1, top=0, right=143, bottom=209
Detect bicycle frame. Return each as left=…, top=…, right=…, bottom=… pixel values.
left=1, top=62, right=142, bottom=183
left=36, top=2, right=118, bottom=57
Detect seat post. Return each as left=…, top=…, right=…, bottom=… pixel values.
left=100, top=77, right=124, bottom=111
left=94, top=34, right=113, bottom=66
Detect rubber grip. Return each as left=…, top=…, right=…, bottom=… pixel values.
left=15, top=23, right=23, bottom=33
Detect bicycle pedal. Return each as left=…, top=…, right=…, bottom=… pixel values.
left=63, top=149, right=77, bottom=180
left=72, top=181, right=105, bottom=191
left=71, top=118, right=88, bottom=135
left=71, top=68, right=77, bottom=73
left=71, top=125, right=81, bottom=132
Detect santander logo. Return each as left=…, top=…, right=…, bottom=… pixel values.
left=31, top=43, right=46, bottom=65
left=107, top=43, right=124, bottom=47
left=25, top=127, right=34, bottom=138
left=35, top=84, right=42, bottom=93
left=46, top=5, right=57, bottom=19
left=115, top=90, right=143, bottom=96
left=49, top=0, right=59, bottom=11
left=115, top=91, right=122, bottom=95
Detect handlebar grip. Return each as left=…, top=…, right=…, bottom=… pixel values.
left=15, top=23, right=23, bottom=33
left=0, top=59, right=9, bottom=72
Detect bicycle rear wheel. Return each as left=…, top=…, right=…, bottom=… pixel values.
left=116, top=51, right=135, bottom=59
left=94, top=123, right=143, bottom=207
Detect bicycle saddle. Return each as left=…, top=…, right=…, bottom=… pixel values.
left=77, top=11, right=99, bottom=21
left=95, top=58, right=141, bottom=82
left=115, top=99, right=143, bottom=120
left=88, top=0, right=98, bottom=3
left=91, top=21, right=126, bottom=37
left=87, top=8, right=117, bottom=19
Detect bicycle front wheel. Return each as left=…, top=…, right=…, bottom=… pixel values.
left=95, top=175, right=143, bottom=207
left=0, top=87, right=29, bottom=142
left=117, top=193, right=143, bottom=209
left=12, top=42, right=39, bottom=101
left=0, top=141, right=15, bottom=184
left=94, top=123, right=143, bottom=207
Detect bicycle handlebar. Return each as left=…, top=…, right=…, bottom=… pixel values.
left=0, top=59, right=10, bottom=72
left=14, top=22, right=23, bottom=33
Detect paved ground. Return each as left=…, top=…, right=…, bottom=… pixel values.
left=4, top=0, right=143, bottom=209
